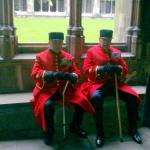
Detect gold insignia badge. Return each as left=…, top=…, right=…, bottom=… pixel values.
left=59, top=58, right=72, bottom=67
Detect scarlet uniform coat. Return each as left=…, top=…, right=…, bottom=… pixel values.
left=31, top=49, right=94, bottom=131
left=81, top=45, right=141, bottom=104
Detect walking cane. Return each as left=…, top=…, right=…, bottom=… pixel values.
left=114, top=74, right=123, bottom=142
left=62, top=80, right=69, bottom=139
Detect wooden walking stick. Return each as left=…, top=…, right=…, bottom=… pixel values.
left=114, top=74, right=123, bottom=142
left=62, top=80, right=69, bottom=139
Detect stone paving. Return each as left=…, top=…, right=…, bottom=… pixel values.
left=0, top=127, right=150, bottom=150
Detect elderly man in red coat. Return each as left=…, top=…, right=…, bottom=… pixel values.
left=81, top=29, right=142, bottom=147
left=31, top=32, right=94, bottom=145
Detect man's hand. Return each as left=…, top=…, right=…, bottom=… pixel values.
left=44, top=71, right=55, bottom=82
left=44, top=71, right=78, bottom=83
left=53, top=72, right=64, bottom=80
left=112, top=65, right=122, bottom=75
left=63, top=72, right=78, bottom=83
left=44, top=71, right=64, bottom=82
left=97, top=64, right=122, bottom=76
left=97, top=64, right=114, bottom=74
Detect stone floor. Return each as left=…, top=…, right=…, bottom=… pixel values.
left=0, top=127, right=150, bottom=150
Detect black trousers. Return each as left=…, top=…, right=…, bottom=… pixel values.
left=142, top=73, right=150, bottom=126
left=90, top=83, right=138, bottom=136
left=44, top=91, right=84, bottom=135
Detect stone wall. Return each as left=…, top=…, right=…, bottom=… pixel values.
left=0, top=43, right=149, bottom=93
left=0, top=61, right=34, bottom=93
left=0, top=0, right=150, bottom=93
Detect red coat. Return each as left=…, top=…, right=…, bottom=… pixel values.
left=81, top=45, right=141, bottom=104
left=31, top=49, right=94, bottom=131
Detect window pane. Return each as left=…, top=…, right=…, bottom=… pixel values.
left=106, top=1, right=111, bottom=14
left=112, top=1, right=115, bottom=13
left=14, top=0, right=27, bottom=11
left=34, top=0, right=41, bottom=11
left=82, top=0, right=92, bottom=13
left=100, top=0, right=105, bottom=14
left=50, top=0, right=56, bottom=12
left=22, top=0, right=27, bottom=11
left=86, top=0, right=92, bottom=13
left=14, top=0, right=20, bottom=11
left=58, top=0, right=64, bottom=12
left=42, top=0, right=48, bottom=11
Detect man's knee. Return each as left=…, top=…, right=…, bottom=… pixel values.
left=91, top=90, right=103, bottom=102
left=44, top=99, right=54, bottom=113
left=91, top=90, right=104, bottom=109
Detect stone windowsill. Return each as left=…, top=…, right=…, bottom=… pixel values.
left=12, top=52, right=135, bottom=61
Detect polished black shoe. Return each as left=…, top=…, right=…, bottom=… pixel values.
left=129, top=131, right=143, bottom=144
left=43, top=132, right=53, bottom=145
left=95, top=136, right=104, bottom=147
left=70, top=124, right=87, bottom=138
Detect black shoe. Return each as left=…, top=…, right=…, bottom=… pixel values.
left=70, top=124, right=87, bottom=138
left=95, top=136, right=104, bottom=147
left=43, top=132, right=53, bottom=145
left=129, top=131, right=143, bottom=144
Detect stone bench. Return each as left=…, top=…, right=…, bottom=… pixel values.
left=0, top=86, right=146, bottom=105
left=0, top=86, right=146, bottom=140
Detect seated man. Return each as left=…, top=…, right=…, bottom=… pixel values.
left=142, top=73, right=150, bottom=127
left=31, top=32, right=94, bottom=145
left=81, top=29, right=143, bottom=147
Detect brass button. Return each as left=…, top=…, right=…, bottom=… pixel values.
left=89, top=68, right=93, bottom=73
left=36, top=74, right=40, bottom=79
left=97, top=74, right=100, bottom=77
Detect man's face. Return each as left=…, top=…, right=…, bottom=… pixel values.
left=49, top=40, right=63, bottom=53
left=99, top=37, right=112, bottom=49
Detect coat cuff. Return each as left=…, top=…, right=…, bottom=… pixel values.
left=35, top=71, right=45, bottom=90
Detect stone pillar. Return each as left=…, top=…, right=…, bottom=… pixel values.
left=65, top=0, right=70, bottom=16
left=122, top=0, right=143, bottom=58
left=115, top=0, right=143, bottom=58
left=129, top=0, right=142, bottom=58
left=66, top=0, right=84, bottom=68
left=93, top=0, right=100, bottom=17
left=114, top=0, right=133, bottom=42
left=126, top=26, right=133, bottom=52
left=0, top=0, right=17, bottom=60
left=66, top=0, right=75, bottom=51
